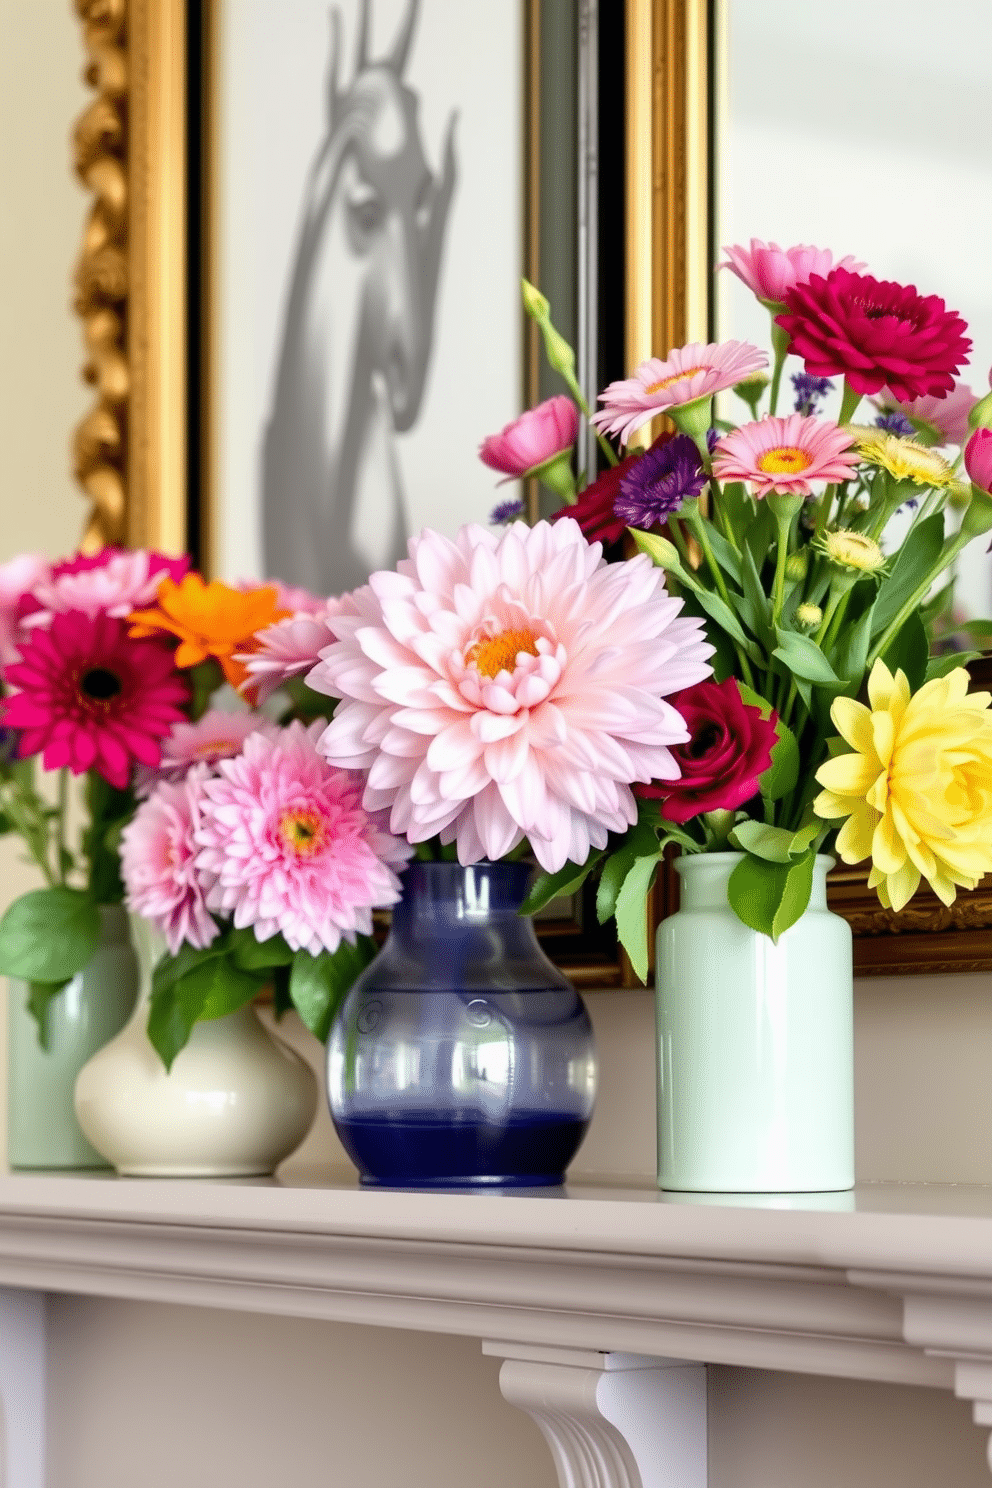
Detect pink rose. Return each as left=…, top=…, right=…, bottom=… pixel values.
left=479, top=395, right=580, bottom=479
left=719, top=239, right=866, bottom=306
left=637, top=677, right=778, bottom=824
left=965, top=428, right=992, bottom=493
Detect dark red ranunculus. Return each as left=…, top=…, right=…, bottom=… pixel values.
left=552, top=432, right=677, bottom=546
left=638, top=677, right=778, bottom=824
left=776, top=267, right=971, bottom=404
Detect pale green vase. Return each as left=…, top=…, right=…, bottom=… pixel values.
left=7, top=903, right=139, bottom=1169
left=655, top=853, right=854, bottom=1194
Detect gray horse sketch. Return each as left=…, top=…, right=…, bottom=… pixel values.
left=262, top=0, right=457, bottom=595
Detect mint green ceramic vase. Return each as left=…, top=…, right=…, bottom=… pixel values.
left=7, top=904, right=139, bottom=1169
left=655, top=853, right=854, bottom=1194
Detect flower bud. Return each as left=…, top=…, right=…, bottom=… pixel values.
left=784, top=552, right=808, bottom=583
left=964, top=428, right=992, bottom=493
left=817, top=529, right=887, bottom=575
left=796, top=602, right=822, bottom=630
left=521, top=278, right=551, bottom=322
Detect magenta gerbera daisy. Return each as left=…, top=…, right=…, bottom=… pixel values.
left=776, top=268, right=972, bottom=403
left=309, top=519, right=714, bottom=874
left=0, top=610, right=189, bottom=788
left=121, top=766, right=218, bottom=955
left=712, top=414, right=859, bottom=498
left=590, top=341, right=768, bottom=447
left=193, top=721, right=412, bottom=956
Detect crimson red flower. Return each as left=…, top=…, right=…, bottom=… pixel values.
left=637, top=677, right=778, bottom=823
left=776, top=268, right=971, bottom=404
left=1, top=611, right=189, bottom=789
left=552, top=433, right=677, bottom=546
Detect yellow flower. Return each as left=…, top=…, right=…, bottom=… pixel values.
left=813, top=661, right=992, bottom=911
left=850, top=428, right=955, bottom=487
left=817, top=529, right=886, bottom=574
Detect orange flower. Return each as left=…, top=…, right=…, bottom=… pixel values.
left=129, top=575, right=289, bottom=687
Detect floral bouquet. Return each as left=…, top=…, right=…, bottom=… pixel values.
left=476, top=243, right=992, bottom=976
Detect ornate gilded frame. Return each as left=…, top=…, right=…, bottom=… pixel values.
left=73, top=0, right=992, bottom=980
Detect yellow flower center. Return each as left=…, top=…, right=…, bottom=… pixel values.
left=645, top=366, right=706, bottom=394
left=466, top=627, right=540, bottom=679
left=279, top=809, right=325, bottom=857
left=756, top=446, right=812, bottom=475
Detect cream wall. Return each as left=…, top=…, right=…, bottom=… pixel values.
left=1, top=4, right=991, bottom=1487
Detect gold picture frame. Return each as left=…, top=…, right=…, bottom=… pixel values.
left=72, top=0, right=992, bottom=980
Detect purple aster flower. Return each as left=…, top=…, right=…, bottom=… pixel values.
left=614, top=434, right=707, bottom=527
left=792, top=372, right=834, bottom=416
left=875, top=411, right=916, bottom=437
left=489, top=498, right=526, bottom=526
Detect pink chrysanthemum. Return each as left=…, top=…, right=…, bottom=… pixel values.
left=0, top=611, right=189, bottom=788
left=309, top=520, right=714, bottom=873
left=236, top=578, right=329, bottom=616
left=194, top=721, right=411, bottom=956
left=24, top=548, right=191, bottom=631
left=121, top=765, right=218, bottom=954
left=873, top=382, right=977, bottom=448
left=0, top=553, right=50, bottom=667
left=237, top=606, right=345, bottom=705
left=719, top=239, right=866, bottom=304
left=135, top=709, right=271, bottom=797
left=712, top=414, right=859, bottom=498
left=777, top=268, right=972, bottom=403
left=591, top=341, right=768, bottom=447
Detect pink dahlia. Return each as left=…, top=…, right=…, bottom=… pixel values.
left=121, top=766, right=218, bottom=954
left=236, top=578, right=329, bottom=616
left=24, top=548, right=191, bottom=631
left=712, top=414, right=859, bottom=498
left=194, top=721, right=412, bottom=955
left=776, top=268, right=972, bottom=403
left=591, top=341, right=768, bottom=447
left=0, top=611, right=189, bottom=788
left=0, top=553, right=50, bottom=667
left=873, top=382, right=977, bottom=448
left=135, top=709, right=270, bottom=797
left=309, top=520, right=714, bottom=873
left=719, top=239, right=865, bottom=305
left=237, top=607, right=344, bottom=705
left=479, top=396, right=580, bottom=480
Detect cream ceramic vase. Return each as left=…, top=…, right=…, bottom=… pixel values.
left=74, top=917, right=318, bottom=1177
left=655, top=853, right=854, bottom=1194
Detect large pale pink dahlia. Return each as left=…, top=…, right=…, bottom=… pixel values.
left=777, top=269, right=972, bottom=403
left=719, top=239, right=865, bottom=304
left=591, top=341, right=768, bottom=447
left=194, top=721, right=411, bottom=956
left=308, top=520, right=714, bottom=873
left=24, top=548, right=190, bottom=631
left=121, top=766, right=218, bottom=954
left=712, top=414, right=859, bottom=498
left=0, top=611, right=189, bottom=788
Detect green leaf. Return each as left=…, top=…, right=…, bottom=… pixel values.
left=727, top=850, right=816, bottom=942
left=0, top=810, right=12, bottom=835
left=925, top=650, right=980, bottom=682
left=772, top=629, right=842, bottom=686
left=147, top=955, right=265, bottom=1071
left=289, top=937, right=377, bottom=1042
left=703, top=525, right=743, bottom=587
left=596, top=821, right=660, bottom=926
left=0, top=888, right=100, bottom=982
left=229, top=927, right=294, bottom=972
left=614, top=853, right=661, bottom=984
left=26, top=979, right=69, bottom=1050
left=834, top=602, right=875, bottom=692
left=728, top=822, right=799, bottom=864
left=737, top=543, right=775, bottom=647
left=755, top=713, right=799, bottom=803
left=520, top=852, right=602, bottom=917
left=152, top=939, right=225, bottom=999
left=879, top=610, right=928, bottom=693
left=871, top=513, right=944, bottom=637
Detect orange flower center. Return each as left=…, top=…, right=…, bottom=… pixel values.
left=645, top=365, right=706, bottom=395
left=466, top=627, right=540, bottom=678
left=279, top=809, right=325, bottom=857
left=756, top=445, right=812, bottom=475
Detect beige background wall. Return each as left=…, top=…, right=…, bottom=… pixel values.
left=1, top=4, right=990, bottom=1486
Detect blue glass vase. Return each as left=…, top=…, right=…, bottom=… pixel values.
left=326, top=861, right=597, bottom=1187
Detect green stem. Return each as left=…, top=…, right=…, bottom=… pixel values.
left=684, top=507, right=732, bottom=608
left=812, top=483, right=837, bottom=542
left=56, top=768, right=68, bottom=886
left=1, top=788, right=56, bottom=887
left=666, top=514, right=692, bottom=566
left=771, top=512, right=794, bottom=626
left=768, top=319, right=790, bottom=416
left=867, top=531, right=970, bottom=666
left=838, top=379, right=862, bottom=427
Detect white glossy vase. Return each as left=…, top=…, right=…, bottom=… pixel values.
left=74, top=917, right=318, bottom=1177
left=655, top=853, right=854, bottom=1194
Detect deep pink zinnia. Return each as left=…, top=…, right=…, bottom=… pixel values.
left=777, top=268, right=972, bottom=404
left=719, top=239, right=866, bottom=304
left=120, top=765, right=218, bottom=955
left=712, top=414, right=859, bottom=498
left=0, top=611, right=189, bottom=788
left=479, top=396, right=580, bottom=480
left=194, top=721, right=412, bottom=956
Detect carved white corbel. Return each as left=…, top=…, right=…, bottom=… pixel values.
left=483, top=1343, right=707, bottom=1488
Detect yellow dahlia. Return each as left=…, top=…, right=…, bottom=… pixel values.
left=814, top=662, right=992, bottom=910
left=851, top=428, right=955, bottom=487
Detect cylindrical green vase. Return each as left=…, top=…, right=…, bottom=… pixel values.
left=7, top=903, right=139, bottom=1169
left=656, top=853, right=854, bottom=1194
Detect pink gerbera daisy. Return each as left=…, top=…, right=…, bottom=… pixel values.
left=0, top=611, right=189, bottom=788
left=309, top=519, right=714, bottom=874
left=135, top=709, right=270, bottom=797
left=194, top=721, right=412, bottom=956
left=591, top=341, right=768, bottom=447
left=24, top=548, right=191, bottom=631
left=237, top=607, right=344, bottom=705
left=712, top=414, right=859, bottom=498
left=121, top=766, right=218, bottom=954
left=719, top=239, right=866, bottom=305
